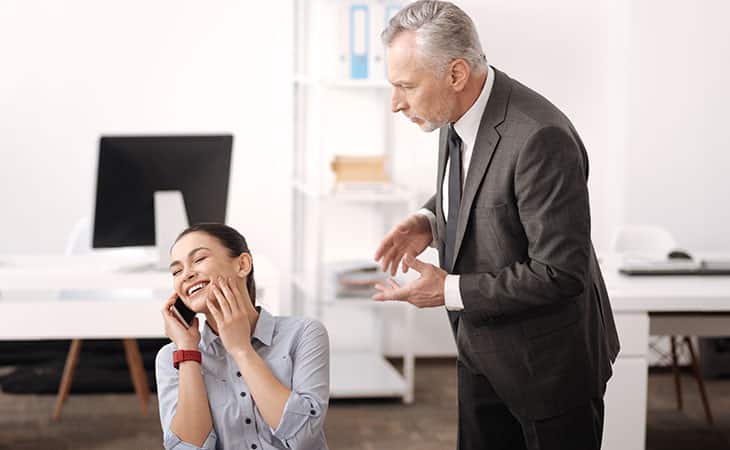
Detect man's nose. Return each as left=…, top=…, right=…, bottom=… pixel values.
left=391, top=89, right=406, bottom=113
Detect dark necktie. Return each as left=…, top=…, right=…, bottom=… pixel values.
left=444, top=124, right=462, bottom=270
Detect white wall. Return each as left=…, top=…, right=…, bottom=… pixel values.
left=626, top=0, right=730, bottom=251
left=0, top=1, right=293, bottom=293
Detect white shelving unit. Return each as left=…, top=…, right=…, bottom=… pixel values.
left=292, top=0, right=415, bottom=403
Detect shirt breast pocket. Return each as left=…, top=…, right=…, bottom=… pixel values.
left=202, top=368, right=232, bottom=408
left=267, top=354, right=293, bottom=389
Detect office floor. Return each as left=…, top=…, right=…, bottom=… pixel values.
left=0, top=360, right=729, bottom=450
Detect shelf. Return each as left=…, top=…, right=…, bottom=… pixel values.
left=329, top=351, right=408, bottom=399
left=292, top=180, right=416, bottom=204
left=293, top=74, right=391, bottom=89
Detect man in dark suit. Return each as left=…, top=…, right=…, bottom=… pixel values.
left=372, top=1, right=620, bottom=449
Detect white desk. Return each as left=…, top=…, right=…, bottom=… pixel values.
left=601, top=264, right=730, bottom=450
left=0, top=254, right=280, bottom=340
left=0, top=253, right=280, bottom=420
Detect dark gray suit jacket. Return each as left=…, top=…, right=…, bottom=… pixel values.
left=425, top=67, right=620, bottom=420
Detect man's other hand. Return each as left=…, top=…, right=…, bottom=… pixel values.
left=372, top=255, right=446, bottom=308
left=374, top=214, right=433, bottom=276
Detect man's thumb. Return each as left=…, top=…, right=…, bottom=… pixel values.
left=405, top=254, right=426, bottom=272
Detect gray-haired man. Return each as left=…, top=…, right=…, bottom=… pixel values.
left=372, top=1, right=620, bottom=449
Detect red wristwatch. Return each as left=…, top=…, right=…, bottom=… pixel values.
left=173, top=349, right=202, bottom=369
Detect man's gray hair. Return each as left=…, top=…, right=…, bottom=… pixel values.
left=381, top=0, right=487, bottom=76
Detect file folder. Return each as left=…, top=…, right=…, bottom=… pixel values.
left=350, top=4, right=369, bottom=79
left=383, top=3, right=401, bottom=78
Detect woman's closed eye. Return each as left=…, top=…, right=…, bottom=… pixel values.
left=194, top=256, right=206, bottom=264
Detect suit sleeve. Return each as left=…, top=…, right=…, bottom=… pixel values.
left=459, top=125, right=591, bottom=322
left=422, top=194, right=437, bottom=214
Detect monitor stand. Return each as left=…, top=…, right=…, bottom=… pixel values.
left=154, top=190, right=189, bottom=270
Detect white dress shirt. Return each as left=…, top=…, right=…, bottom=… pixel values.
left=418, top=65, right=495, bottom=311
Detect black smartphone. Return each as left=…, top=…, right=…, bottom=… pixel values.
left=172, top=296, right=196, bottom=328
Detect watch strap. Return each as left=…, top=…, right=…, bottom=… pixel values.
left=173, top=349, right=202, bottom=369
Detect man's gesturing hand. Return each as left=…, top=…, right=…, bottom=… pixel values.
left=372, top=255, right=447, bottom=308
left=374, top=214, right=433, bottom=276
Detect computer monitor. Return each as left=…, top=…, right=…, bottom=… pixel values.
left=92, top=135, right=233, bottom=253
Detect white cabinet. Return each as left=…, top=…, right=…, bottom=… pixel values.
left=292, top=0, right=415, bottom=403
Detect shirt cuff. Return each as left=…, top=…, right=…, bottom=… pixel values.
left=164, top=430, right=217, bottom=450
left=444, top=275, right=464, bottom=311
left=271, top=391, right=325, bottom=442
left=416, top=208, right=438, bottom=248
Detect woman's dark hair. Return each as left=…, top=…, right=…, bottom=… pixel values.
left=174, top=223, right=256, bottom=305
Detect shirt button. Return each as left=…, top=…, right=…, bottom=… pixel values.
left=240, top=392, right=247, bottom=398
left=310, top=409, right=316, bottom=415
left=245, top=418, right=252, bottom=424
left=236, top=371, right=241, bottom=377
left=251, top=445, right=257, bottom=449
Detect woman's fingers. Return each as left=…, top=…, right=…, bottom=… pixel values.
left=226, top=277, right=247, bottom=311
left=211, top=282, right=232, bottom=318
left=218, top=277, right=240, bottom=314
left=206, top=297, right=222, bottom=323
left=162, top=292, right=178, bottom=312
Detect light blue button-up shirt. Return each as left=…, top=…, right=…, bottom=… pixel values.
left=155, top=308, right=330, bottom=450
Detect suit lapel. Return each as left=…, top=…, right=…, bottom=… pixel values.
left=449, top=68, right=512, bottom=272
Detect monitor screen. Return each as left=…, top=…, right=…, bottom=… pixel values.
left=92, top=135, right=233, bottom=248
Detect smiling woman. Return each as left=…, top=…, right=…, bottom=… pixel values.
left=156, top=223, right=330, bottom=450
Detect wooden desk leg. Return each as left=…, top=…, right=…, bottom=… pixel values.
left=684, top=337, right=714, bottom=425
left=53, top=339, right=83, bottom=421
left=670, top=336, right=683, bottom=410
left=123, top=338, right=150, bottom=416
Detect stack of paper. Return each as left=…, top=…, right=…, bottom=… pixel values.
left=330, top=155, right=390, bottom=187
left=329, top=260, right=391, bottom=299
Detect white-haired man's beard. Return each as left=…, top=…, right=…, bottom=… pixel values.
left=408, top=92, right=456, bottom=132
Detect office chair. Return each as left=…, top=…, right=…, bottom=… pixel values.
left=611, top=225, right=714, bottom=424
left=53, top=217, right=152, bottom=421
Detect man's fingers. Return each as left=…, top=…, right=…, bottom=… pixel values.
left=380, top=245, right=400, bottom=273
left=404, top=255, right=428, bottom=274
left=374, top=235, right=392, bottom=262
left=372, top=280, right=411, bottom=301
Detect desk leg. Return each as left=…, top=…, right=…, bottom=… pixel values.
left=684, top=337, right=714, bottom=425
left=53, top=339, right=83, bottom=421
left=670, top=336, right=683, bottom=410
left=123, top=338, right=150, bottom=416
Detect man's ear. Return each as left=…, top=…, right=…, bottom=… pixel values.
left=448, top=58, right=470, bottom=92
left=237, top=253, right=252, bottom=278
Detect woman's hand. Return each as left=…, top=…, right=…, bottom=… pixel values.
left=161, top=292, right=201, bottom=350
left=207, top=277, right=253, bottom=357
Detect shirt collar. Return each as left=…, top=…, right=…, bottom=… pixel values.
left=453, top=65, right=495, bottom=151
left=251, top=307, right=275, bottom=346
left=200, top=306, right=275, bottom=350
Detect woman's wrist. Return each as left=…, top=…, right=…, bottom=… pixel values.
left=230, top=342, right=256, bottom=362
left=176, top=340, right=200, bottom=351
